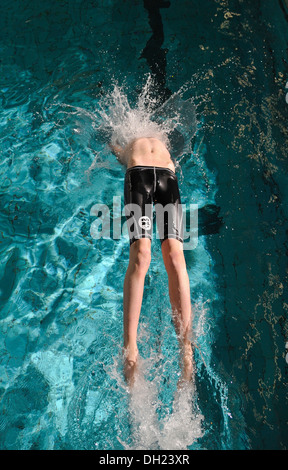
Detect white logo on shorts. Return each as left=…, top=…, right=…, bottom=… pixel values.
left=138, top=216, right=151, bottom=230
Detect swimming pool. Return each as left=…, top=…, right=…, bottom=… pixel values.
left=0, top=0, right=287, bottom=450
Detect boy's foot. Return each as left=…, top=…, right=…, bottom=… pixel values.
left=123, top=347, right=138, bottom=386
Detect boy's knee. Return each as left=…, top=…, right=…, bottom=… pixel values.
left=165, top=247, right=185, bottom=272
left=130, top=239, right=151, bottom=274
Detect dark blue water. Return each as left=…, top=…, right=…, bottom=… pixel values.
left=0, top=0, right=287, bottom=450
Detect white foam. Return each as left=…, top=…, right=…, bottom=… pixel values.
left=94, top=75, right=198, bottom=159
left=111, top=353, right=203, bottom=451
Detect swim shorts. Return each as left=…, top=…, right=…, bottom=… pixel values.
left=124, top=165, right=184, bottom=245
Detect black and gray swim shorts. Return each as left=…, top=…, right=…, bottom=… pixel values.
left=124, top=165, right=184, bottom=245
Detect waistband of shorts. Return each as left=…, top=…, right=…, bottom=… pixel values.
left=125, top=165, right=176, bottom=175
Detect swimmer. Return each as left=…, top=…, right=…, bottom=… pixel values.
left=110, top=137, right=193, bottom=387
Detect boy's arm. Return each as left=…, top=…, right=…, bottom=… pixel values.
left=109, top=143, right=126, bottom=165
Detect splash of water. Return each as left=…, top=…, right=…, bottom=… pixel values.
left=108, top=351, right=204, bottom=451
left=93, top=75, right=198, bottom=162
left=126, top=375, right=204, bottom=450
left=56, top=75, right=199, bottom=180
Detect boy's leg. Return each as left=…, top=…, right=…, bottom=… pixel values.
left=161, top=238, right=193, bottom=383
left=123, top=238, right=151, bottom=383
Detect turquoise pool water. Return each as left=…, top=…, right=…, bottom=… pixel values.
left=0, top=0, right=288, bottom=450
